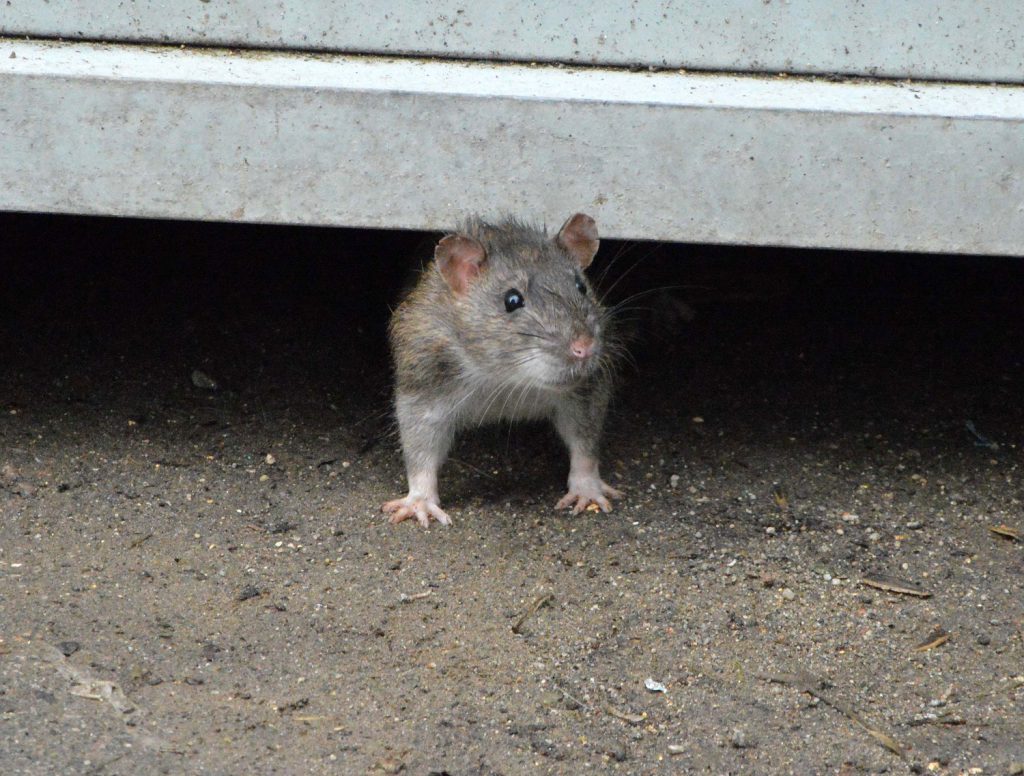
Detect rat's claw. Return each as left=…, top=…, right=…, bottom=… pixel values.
left=601, top=483, right=624, bottom=499
left=382, top=496, right=451, bottom=528
left=556, top=479, right=622, bottom=515
left=427, top=503, right=451, bottom=526
left=555, top=492, right=577, bottom=510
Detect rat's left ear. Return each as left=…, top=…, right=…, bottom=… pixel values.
left=555, top=213, right=600, bottom=269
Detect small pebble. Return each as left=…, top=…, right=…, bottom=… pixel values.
left=730, top=729, right=754, bottom=749
left=190, top=369, right=219, bottom=390
left=56, top=641, right=81, bottom=657
left=538, top=690, right=562, bottom=707
left=906, top=520, right=924, bottom=530
left=644, top=677, right=668, bottom=693
left=373, top=757, right=405, bottom=774
left=669, top=474, right=680, bottom=488
left=781, top=588, right=796, bottom=601
left=977, top=634, right=991, bottom=646
left=237, top=584, right=262, bottom=602
left=606, top=746, right=628, bottom=762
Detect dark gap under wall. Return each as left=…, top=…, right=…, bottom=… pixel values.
left=1, top=212, right=1022, bottom=460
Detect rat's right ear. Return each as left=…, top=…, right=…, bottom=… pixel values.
left=556, top=213, right=600, bottom=269
left=435, top=234, right=487, bottom=295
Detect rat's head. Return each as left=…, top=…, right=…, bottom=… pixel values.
left=434, top=213, right=611, bottom=389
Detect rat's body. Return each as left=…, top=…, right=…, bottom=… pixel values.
left=383, top=213, right=622, bottom=527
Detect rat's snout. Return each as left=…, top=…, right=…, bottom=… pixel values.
left=569, top=334, right=596, bottom=361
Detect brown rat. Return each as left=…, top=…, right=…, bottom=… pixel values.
left=382, top=213, right=623, bottom=527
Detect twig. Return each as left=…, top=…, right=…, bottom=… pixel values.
left=398, top=591, right=432, bottom=604
left=512, top=594, right=553, bottom=634
left=860, top=576, right=931, bottom=598
left=553, top=682, right=592, bottom=712
left=605, top=704, right=646, bottom=724
left=913, top=628, right=949, bottom=652
left=760, top=672, right=904, bottom=759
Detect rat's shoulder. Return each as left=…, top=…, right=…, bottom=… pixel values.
left=390, top=272, right=449, bottom=338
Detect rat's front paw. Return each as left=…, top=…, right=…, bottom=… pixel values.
left=382, top=495, right=451, bottom=528
left=556, top=478, right=623, bottom=515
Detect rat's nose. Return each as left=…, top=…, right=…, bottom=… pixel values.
left=569, top=334, right=595, bottom=361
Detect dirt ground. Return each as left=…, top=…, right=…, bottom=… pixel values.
left=1, top=214, right=1022, bottom=776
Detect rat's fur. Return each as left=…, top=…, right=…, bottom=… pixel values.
left=383, top=214, right=621, bottom=527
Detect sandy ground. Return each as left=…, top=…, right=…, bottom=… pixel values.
left=1, top=215, right=1022, bottom=775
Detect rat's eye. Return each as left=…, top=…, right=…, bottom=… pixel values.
left=504, top=288, right=525, bottom=312
left=574, top=274, right=587, bottom=295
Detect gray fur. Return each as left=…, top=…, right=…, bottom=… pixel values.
left=383, top=214, right=621, bottom=526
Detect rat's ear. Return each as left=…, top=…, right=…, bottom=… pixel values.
left=555, top=213, right=599, bottom=269
left=435, top=234, right=487, bottom=295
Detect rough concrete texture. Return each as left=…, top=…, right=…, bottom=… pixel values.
left=1, top=215, right=1022, bottom=775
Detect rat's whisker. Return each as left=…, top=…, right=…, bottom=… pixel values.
left=497, top=374, right=534, bottom=423
left=607, top=284, right=703, bottom=314
left=514, top=329, right=557, bottom=344
left=597, top=243, right=661, bottom=296
left=474, top=381, right=509, bottom=426
left=508, top=375, right=540, bottom=429
left=593, top=240, right=646, bottom=286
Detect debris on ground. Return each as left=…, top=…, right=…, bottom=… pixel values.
left=644, top=678, right=668, bottom=693
left=760, top=673, right=903, bottom=759
left=511, top=594, right=553, bottom=634
left=860, top=576, right=932, bottom=598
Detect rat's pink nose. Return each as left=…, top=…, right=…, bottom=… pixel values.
left=569, top=335, right=595, bottom=360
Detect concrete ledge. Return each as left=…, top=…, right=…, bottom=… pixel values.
left=2, top=40, right=1022, bottom=253
left=3, top=1, right=1022, bottom=83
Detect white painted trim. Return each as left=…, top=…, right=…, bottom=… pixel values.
left=4, top=40, right=1020, bottom=118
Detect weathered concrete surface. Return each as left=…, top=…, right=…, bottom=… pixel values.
left=3, top=1, right=1022, bottom=82
left=2, top=40, right=1022, bottom=254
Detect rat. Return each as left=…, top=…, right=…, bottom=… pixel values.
left=382, top=212, right=623, bottom=527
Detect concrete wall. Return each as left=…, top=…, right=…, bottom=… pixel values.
left=2, top=4, right=1022, bottom=254
left=3, top=1, right=1022, bottom=82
